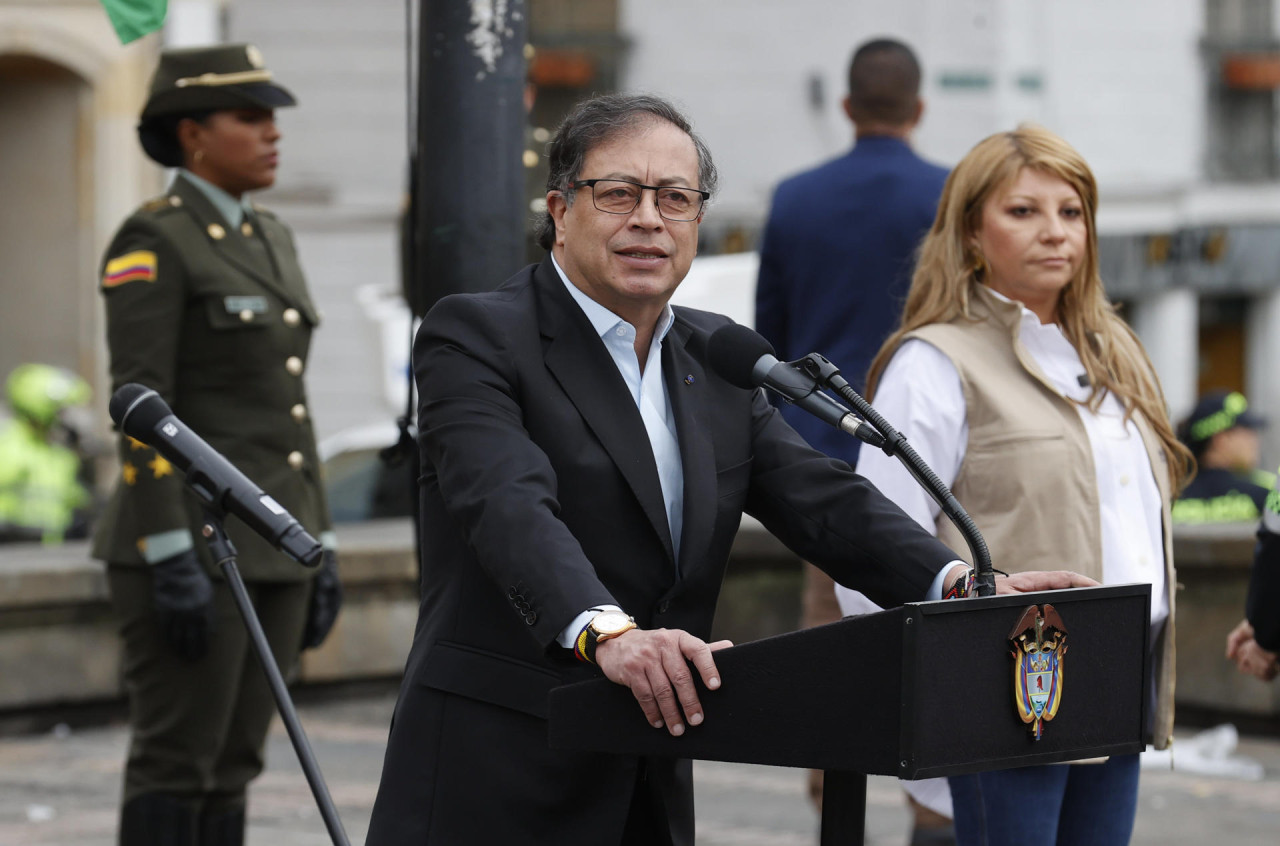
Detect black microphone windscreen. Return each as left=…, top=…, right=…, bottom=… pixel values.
left=707, top=324, right=775, bottom=390
left=109, top=384, right=171, bottom=439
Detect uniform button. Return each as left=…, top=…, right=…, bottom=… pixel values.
left=207, top=223, right=226, bottom=240
left=290, top=403, right=308, bottom=422
left=168, top=195, right=182, bottom=207
left=241, top=221, right=254, bottom=237
left=239, top=309, right=254, bottom=323
left=283, top=308, right=301, bottom=327
left=287, top=450, right=305, bottom=470
left=1120, top=474, right=1131, bottom=486
left=286, top=356, right=304, bottom=376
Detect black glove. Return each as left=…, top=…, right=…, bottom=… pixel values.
left=301, top=549, right=343, bottom=650
left=151, top=548, right=215, bottom=662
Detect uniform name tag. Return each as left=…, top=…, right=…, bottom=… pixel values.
left=224, top=295, right=268, bottom=314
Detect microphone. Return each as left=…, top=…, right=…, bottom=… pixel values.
left=109, top=383, right=323, bottom=568
left=706, top=324, right=885, bottom=448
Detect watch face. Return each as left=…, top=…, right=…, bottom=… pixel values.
left=591, top=611, right=633, bottom=636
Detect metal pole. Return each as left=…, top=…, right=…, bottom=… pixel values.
left=410, top=0, right=529, bottom=316
left=820, top=770, right=867, bottom=846
left=201, top=512, right=352, bottom=846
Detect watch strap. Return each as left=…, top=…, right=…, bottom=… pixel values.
left=573, top=613, right=636, bottom=664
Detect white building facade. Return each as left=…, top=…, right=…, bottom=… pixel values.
left=2, top=0, right=1278, bottom=466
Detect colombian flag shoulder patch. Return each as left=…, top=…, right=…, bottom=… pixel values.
left=103, top=250, right=158, bottom=288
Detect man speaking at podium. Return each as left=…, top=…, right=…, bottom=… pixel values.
left=366, top=93, right=1090, bottom=846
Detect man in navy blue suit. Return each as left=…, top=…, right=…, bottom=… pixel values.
left=755, top=38, right=947, bottom=466
left=755, top=38, right=955, bottom=844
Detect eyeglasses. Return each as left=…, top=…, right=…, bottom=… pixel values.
left=571, top=179, right=709, bottom=222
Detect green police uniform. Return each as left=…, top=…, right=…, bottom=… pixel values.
left=93, top=172, right=331, bottom=576
left=0, top=364, right=91, bottom=544
left=92, top=44, right=338, bottom=846
left=1173, top=391, right=1272, bottom=524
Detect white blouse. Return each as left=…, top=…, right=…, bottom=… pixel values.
left=838, top=296, right=1168, bottom=629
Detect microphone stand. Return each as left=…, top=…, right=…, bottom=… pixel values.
left=795, top=354, right=998, bottom=598
left=199, top=507, right=352, bottom=846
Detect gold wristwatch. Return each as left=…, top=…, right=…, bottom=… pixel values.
left=576, top=610, right=637, bottom=664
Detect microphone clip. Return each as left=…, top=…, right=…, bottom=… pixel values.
left=796, top=352, right=842, bottom=385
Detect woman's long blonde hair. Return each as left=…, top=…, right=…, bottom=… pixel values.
left=867, top=125, right=1192, bottom=491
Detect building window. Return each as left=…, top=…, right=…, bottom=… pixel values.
left=1204, top=0, right=1280, bottom=180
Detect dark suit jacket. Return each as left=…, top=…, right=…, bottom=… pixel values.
left=92, top=173, right=330, bottom=581
left=367, top=257, right=956, bottom=845
left=755, top=136, right=948, bottom=465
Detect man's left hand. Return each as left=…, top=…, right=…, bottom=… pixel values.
left=994, top=570, right=1099, bottom=594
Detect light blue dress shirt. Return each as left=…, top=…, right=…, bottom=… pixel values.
left=552, top=254, right=685, bottom=646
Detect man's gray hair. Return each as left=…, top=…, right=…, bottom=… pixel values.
left=535, top=93, right=718, bottom=250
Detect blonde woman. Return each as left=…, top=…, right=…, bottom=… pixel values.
left=840, top=125, right=1191, bottom=846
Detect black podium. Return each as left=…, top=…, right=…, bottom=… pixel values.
left=549, top=583, right=1151, bottom=844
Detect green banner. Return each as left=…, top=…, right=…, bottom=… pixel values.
left=99, top=0, right=168, bottom=45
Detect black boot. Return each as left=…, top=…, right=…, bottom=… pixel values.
left=199, top=802, right=245, bottom=846
left=118, top=793, right=199, bottom=846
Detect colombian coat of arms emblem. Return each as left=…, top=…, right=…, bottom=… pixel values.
left=1009, top=604, right=1068, bottom=740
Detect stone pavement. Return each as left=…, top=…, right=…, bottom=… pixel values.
left=2, top=685, right=1280, bottom=845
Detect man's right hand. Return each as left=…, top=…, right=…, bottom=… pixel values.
left=594, top=628, right=733, bottom=737
left=151, top=549, right=215, bottom=661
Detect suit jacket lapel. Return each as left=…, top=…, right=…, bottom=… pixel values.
left=171, top=177, right=306, bottom=310
left=536, top=259, right=676, bottom=564
left=664, top=315, right=715, bottom=578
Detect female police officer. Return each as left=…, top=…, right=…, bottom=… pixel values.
left=92, top=44, right=341, bottom=846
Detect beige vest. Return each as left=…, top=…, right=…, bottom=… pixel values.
left=903, top=286, right=1177, bottom=747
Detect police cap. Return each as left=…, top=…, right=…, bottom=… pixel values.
left=137, top=44, right=296, bottom=166
left=1182, top=390, right=1266, bottom=448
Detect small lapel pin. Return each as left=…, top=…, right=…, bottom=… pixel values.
left=684, top=374, right=695, bottom=385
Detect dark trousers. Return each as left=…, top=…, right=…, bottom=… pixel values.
left=107, top=565, right=311, bottom=809
left=621, top=758, right=674, bottom=846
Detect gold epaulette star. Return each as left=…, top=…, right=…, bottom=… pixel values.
left=122, top=462, right=138, bottom=486
left=128, top=437, right=149, bottom=451
left=149, top=454, right=174, bottom=479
